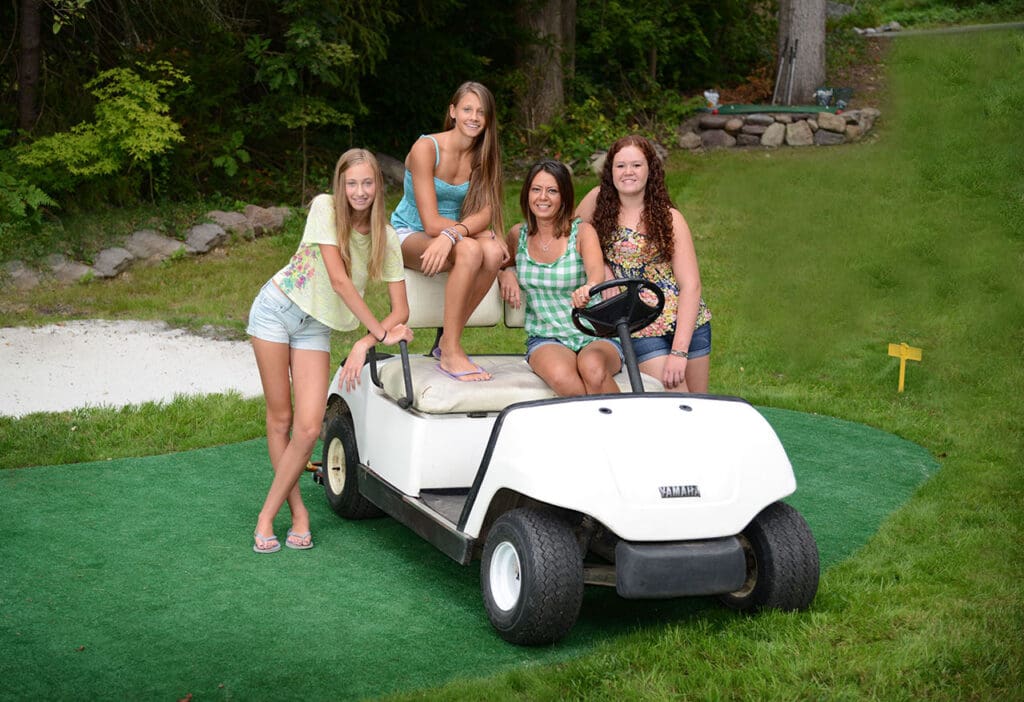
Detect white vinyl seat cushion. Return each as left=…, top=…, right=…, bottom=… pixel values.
left=379, top=354, right=663, bottom=414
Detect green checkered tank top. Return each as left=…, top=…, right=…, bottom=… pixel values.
left=517, top=218, right=594, bottom=352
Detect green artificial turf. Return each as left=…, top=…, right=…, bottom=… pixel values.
left=0, top=408, right=936, bottom=701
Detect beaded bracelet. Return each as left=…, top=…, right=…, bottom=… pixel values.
left=669, top=349, right=689, bottom=359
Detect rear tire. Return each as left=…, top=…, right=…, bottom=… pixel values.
left=481, top=508, right=583, bottom=645
left=321, top=414, right=382, bottom=519
left=719, top=501, right=819, bottom=612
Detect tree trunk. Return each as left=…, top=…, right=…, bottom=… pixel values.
left=514, top=0, right=575, bottom=139
left=18, top=0, right=42, bottom=133
left=777, top=0, right=826, bottom=106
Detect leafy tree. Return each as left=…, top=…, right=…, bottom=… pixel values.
left=17, top=61, right=190, bottom=201
left=243, top=0, right=399, bottom=200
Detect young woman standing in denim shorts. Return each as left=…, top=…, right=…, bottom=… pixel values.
left=576, top=135, right=711, bottom=392
left=247, top=149, right=413, bottom=553
left=498, top=160, right=622, bottom=396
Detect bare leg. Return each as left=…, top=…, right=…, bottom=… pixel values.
left=577, top=341, right=622, bottom=394
left=253, top=342, right=329, bottom=544
left=684, top=355, right=710, bottom=394
left=529, top=344, right=587, bottom=397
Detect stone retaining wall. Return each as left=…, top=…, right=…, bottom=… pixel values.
left=677, top=107, right=881, bottom=150
left=2, top=205, right=293, bottom=291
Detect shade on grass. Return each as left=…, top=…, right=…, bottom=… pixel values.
left=0, top=408, right=936, bottom=701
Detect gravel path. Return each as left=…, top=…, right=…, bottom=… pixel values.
left=0, top=320, right=262, bottom=418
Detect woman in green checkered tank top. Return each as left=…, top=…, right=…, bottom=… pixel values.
left=498, top=161, right=624, bottom=396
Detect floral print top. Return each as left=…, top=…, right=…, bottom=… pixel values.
left=603, top=225, right=711, bottom=338
left=273, top=193, right=404, bottom=331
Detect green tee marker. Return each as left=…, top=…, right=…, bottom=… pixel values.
left=888, top=342, right=922, bottom=392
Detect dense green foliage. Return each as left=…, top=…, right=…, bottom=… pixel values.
left=2, top=0, right=1021, bottom=264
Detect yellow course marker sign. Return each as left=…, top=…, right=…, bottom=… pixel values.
left=888, top=342, right=922, bottom=392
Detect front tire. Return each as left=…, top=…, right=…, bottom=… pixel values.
left=321, top=414, right=381, bottom=519
left=481, top=508, right=583, bottom=645
left=719, top=501, right=819, bottom=612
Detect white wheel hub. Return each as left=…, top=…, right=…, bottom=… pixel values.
left=489, top=541, right=522, bottom=611
left=326, top=438, right=347, bottom=494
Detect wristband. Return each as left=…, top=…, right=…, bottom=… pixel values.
left=441, top=230, right=457, bottom=245
left=669, top=349, right=689, bottom=359
left=375, top=330, right=386, bottom=343
left=455, top=222, right=470, bottom=237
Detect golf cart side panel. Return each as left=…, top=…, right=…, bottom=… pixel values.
left=462, top=395, right=795, bottom=542
left=337, top=366, right=496, bottom=495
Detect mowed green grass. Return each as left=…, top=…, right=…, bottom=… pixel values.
left=1, top=30, right=1022, bottom=700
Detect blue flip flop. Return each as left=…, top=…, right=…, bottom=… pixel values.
left=253, top=531, right=281, bottom=554
left=286, top=530, right=314, bottom=550
left=435, top=362, right=491, bottom=382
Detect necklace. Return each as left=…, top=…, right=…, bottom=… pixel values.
left=537, top=235, right=554, bottom=252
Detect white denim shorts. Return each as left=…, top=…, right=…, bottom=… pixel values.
left=246, top=280, right=331, bottom=352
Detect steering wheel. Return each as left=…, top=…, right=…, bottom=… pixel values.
left=572, top=278, right=665, bottom=339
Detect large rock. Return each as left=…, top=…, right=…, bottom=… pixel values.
left=845, top=124, right=864, bottom=142
left=741, top=124, right=767, bottom=136
left=92, top=247, right=135, bottom=278
left=678, top=131, right=702, bottom=150
left=45, top=254, right=93, bottom=284
left=814, top=129, right=846, bottom=146
left=185, top=223, right=228, bottom=254
left=3, top=260, right=40, bottom=290
left=761, top=122, right=786, bottom=147
left=817, top=111, right=847, bottom=133
left=724, top=118, right=744, bottom=134
left=736, top=133, right=762, bottom=147
left=376, top=152, right=406, bottom=185
left=206, top=211, right=253, bottom=239
left=243, top=205, right=284, bottom=237
left=699, top=114, right=731, bottom=130
left=700, top=129, right=737, bottom=149
left=124, top=229, right=186, bottom=261
left=745, top=114, right=775, bottom=126
left=785, top=120, right=814, bottom=146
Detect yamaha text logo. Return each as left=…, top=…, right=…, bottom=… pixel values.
left=659, top=485, right=701, bottom=498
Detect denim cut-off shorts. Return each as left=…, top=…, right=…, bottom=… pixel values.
left=525, top=336, right=625, bottom=365
left=630, top=321, right=712, bottom=364
left=246, top=280, right=331, bottom=352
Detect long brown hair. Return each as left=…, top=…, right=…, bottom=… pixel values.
left=593, top=135, right=674, bottom=260
left=520, top=160, right=575, bottom=238
left=331, top=148, right=388, bottom=280
left=444, top=81, right=504, bottom=236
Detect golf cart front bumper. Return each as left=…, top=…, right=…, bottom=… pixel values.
left=615, top=537, right=746, bottom=599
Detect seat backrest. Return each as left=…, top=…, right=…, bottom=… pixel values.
left=404, top=268, right=525, bottom=329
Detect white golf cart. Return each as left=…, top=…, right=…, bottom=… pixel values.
left=318, top=272, right=819, bottom=645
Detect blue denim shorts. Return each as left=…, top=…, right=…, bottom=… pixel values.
left=525, top=336, right=624, bottom=364
left=630, top=322, right=712, bottom=364
left=246, top=280, right=331, bottom=352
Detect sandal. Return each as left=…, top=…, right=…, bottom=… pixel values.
left=286, top=530, right=314, bottom=550
left=253, top=531, right=281, bottom=554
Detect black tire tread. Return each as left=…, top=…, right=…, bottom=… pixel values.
left=482, top=508, right=583, bottom=645
left=721, top=501, right=819, bottom=612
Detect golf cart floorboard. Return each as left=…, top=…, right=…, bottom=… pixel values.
left=420, top=489, right=470, bottom=524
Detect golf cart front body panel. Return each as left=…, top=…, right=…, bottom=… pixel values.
left=461, top=394, right=795, bottom=542
left=615, top=537, right=747, bottom=598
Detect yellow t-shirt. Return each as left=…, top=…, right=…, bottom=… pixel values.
left=272, top=193, right=404, bottom=331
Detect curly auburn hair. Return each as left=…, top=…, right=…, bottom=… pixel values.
left=592, top=135, right=675, bottom=260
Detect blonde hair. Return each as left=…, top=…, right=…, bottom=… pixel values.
left=331, top=148, right=387, bottom=280
left=443, top=81, right=504, bottom=235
